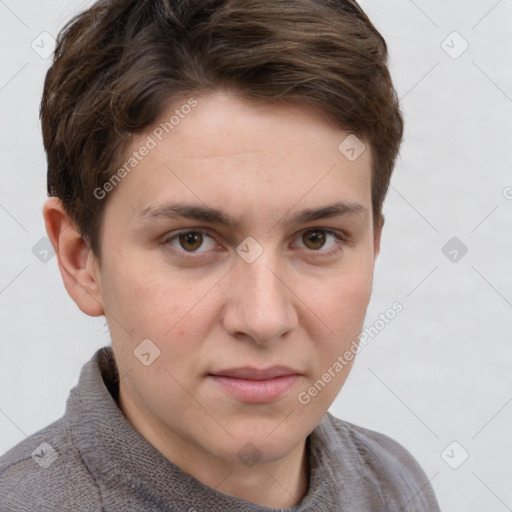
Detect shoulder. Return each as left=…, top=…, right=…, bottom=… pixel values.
left=0, top=417, right=102, bottom=512
left=318, top=413, right=440, bottom=511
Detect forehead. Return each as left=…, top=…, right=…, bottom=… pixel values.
left=105, top=90, right=373, bottom=226
left=152, top=91, right=366, bottom=160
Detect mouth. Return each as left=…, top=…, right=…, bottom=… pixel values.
left=208, top=366, right=302, bottom=403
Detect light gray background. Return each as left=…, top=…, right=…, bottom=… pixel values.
left=1, top=1, right=511, bottom=510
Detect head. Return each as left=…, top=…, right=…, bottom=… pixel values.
left=42, top=0, right=402, bottom=484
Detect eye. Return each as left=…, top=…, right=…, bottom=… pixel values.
left=294, top=228, right=344, bottom=254
left=161, top=227, right=346, bottom=258
left=162, top=229, right=217, bottom=253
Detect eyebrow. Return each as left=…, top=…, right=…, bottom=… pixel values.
left=137, top=200, right=367, bottom=229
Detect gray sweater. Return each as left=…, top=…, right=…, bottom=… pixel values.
left=0, top=347, right=440, bottom=511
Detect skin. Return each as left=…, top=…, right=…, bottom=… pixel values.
left=44, top=90, right=381, bottom=508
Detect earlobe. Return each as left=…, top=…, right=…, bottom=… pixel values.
left=43, top=197, right=105, bottom=317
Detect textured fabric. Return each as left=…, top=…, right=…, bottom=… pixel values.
left=0, top=346, right=441, bottom=511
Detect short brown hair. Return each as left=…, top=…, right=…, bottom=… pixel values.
left=41, top=0, right=403, bottom=257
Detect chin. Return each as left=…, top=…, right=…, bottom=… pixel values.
left=211, top=421, right=307, bottom=465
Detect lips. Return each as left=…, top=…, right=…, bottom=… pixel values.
left=208, top=366, right=302, bottom=403
left=211, top=366, right=299, bottom=380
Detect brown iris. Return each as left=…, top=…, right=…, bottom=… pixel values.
left=302, top=229, right=326, bottom=250
left=179, top=231, right=204, bottom=252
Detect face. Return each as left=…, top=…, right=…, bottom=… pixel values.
left=94, top=90, right=379, bottom=473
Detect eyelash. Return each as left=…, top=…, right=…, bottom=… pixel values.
left=160, top=228, right=347, bottom=259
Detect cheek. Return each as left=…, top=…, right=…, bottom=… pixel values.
left=302, top=259, right=374, bottom=380
left=309, top=259, right=373, bottom=332
left=99, top=257, right=223, bottom=388
left=101, top=261, right=212, bottom=392
left=296, top=268, right=373, bottom=410
left=333, top=271, right=372, bottom=328
left=100, top=250, right=207, bottom=334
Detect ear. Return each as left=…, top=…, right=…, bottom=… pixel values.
left=43, top=197, right=104, bottom=317
left=373, top=215, right=384, bottom=258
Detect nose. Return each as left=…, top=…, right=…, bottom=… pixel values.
left=221, top=252, right=298, bottom=345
